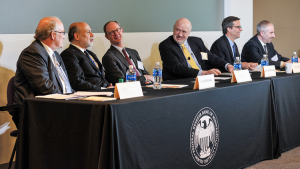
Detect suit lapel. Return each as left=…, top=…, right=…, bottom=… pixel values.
left=187, top=38, right=202, bottom=65
left=223, top=35, right=235, bottom=61
left=254, top=36, right=266, bottom=55
left=172, top=38, right=188, bottom=66
left=110, top=46, right=130, bottom=68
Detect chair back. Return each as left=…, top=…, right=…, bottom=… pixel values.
left=7, top=76, right=15, bottom=114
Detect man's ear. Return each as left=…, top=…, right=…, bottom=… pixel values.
left=74, top=32, right=80, bottom=41
left=50, top=31, right=55, bottom=40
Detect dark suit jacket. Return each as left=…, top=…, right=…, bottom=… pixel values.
left=102, top=46, right=149, bottom=84
left=60, top=44, right=109, bottom=91
left=159, top=36, right=228, bottom=81
left=241, top=35, right=289, bottom=68
left=210, top=35, right=240, bottom=65
left=14, top=40, right=71, bottom=105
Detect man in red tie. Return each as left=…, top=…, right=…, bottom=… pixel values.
left=102, top=21, right=153, bottom=85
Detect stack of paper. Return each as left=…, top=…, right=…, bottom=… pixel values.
left=146, top=84, right=188, bottom=88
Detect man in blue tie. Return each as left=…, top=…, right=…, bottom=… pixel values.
left=210, top=16, right=257, bottom=70
left=61, top=22, right=112, bottom=91
left=14, top=16, right=73, bottom=127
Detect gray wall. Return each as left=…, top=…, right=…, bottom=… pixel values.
left=0, top=0, right=223, bottom=34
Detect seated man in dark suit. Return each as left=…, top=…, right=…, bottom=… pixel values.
left=241, top=20, right=290, bottom=68
left=102, top=21, right=153, bottom=85
left=14, top=16, right=73, bottom=127
left=210, top=16, right=257, bottom=70
left=159, top=18, right=234, bottom=81
left=61, top=22, right=111, bottom=91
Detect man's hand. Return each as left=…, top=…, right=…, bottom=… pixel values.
left=227, top=65, right=234, bottom=73
left=283, top=60, right=292, bottom=67
left=242, top=62, right=258, bottom=71
left=202, top=69, right=221, bottom=76
left=107, top=83, right=114, bottom=88
left=145, top=75, right=154, bottom=82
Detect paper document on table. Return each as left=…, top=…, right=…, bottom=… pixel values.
left=35, top=94, right=86, bottom=100
left=220, top=72, right=232, bottom=76
left=214, top=77, right=231, bottom=80
left=73, top=91, right=113, bottom=96
left=252, top=65, right=262, bottom=72
left=146, top=84, right=188, bottom=88
left=79, top=96, right=117, bottom=101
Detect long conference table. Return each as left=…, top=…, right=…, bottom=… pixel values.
left=15, top=72, right=300, bottom=169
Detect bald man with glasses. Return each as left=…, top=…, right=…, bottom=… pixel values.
left=102, top=21, right=153, bottom=85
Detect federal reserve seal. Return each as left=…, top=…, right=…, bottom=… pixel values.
left=190, top=107, right=219, bottom=166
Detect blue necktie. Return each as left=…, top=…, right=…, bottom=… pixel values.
left=84, top=51, right=96, bottom=66
left=232, top=44, right=236, bottom=59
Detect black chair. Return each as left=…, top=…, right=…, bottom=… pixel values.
left=0, top=76, right=22, bottom=169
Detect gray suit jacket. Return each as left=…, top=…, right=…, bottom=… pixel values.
left=102, top=46, right=149, bottom=84
left=14, top=40, right=72, bottom=106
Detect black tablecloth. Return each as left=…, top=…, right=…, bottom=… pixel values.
left=16, top=78, right=278, bottom=169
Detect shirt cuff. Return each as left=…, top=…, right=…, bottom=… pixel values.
left=225, top=63, right=230, bottom=71
left=197, top=70, right=203, bottom=76
left=280, top=61, right=284, bottom=68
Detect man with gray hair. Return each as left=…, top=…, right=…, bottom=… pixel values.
left=14, top=16, right=73, bottom=127
left=241, top=20, right=290, bottom=68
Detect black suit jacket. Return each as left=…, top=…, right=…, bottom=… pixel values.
left=60, top=44, right=109, bottom=91
left=14, top=40, right=71, bottom=105
left=210, top=35, right=240, bottom=65
left=241, top=35, right=289, bottom=68
left=102, top=46, right=149, bottom=84
left=159, top=36, right=228, bottom=81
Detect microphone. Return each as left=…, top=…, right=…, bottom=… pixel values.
left=188, top=57, right=190, bottom=60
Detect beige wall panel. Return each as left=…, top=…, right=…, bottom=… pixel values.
left=273, top=0, right=300, bottom=29
left=253, top=0, right=274, bottom=35
left=272, top=28, right=300, bottom=59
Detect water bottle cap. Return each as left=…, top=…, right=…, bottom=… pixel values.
left=129, top=65, right=133, bottom=69
left=156, top=62, right=159, bottom=65
left=119, top=79, right=123, bottom=83
left=294, top=52, right=297, bottom=55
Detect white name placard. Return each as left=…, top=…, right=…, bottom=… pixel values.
left=114, top=81, right=143, bottom=99
left=231, top=70, right=252, bottom=83
left=193, top=74, right=215, bottom=90
left=261, top=65, right=276, bottom=77
left=293, top=63, right=300, bottom=73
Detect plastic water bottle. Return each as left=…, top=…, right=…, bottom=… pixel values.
left=292, top=52, right=298, bottom=63
left=233, top=57, right=242, bottom=71
left=126, top=65, right=136, bottom=82
left=261, top=54, right=269, bottom=68
left=153, top=62, right=162, bottom=89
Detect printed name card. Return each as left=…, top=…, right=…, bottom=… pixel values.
left=231, top=70, right=252, bottom=83
left=114, top=81, right=143, bottom=99
left=261, top=65, right=276, bottom=77
left=193, top=74, right=215, bottom=90
left=293, top=63, right=300, bottom=73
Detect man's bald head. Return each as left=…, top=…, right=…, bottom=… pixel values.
left=34, top=16, right=62, bottom=40
left=173, top=18, right=192, bottom=44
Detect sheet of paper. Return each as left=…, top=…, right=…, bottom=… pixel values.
left=252, top=65, right=262, bottom=72
left=79, top=96, right=117, bottom=101
left=35, top=94, right=86, bottom=100
left=146, top=84, right=188, bottom=88
left=73, top=91, right=113, bottom=96
left=220, top=72, right=232, bottom=76
left=271, top=54, right=278, bottom=61
left=214, top=77, right=231, bottom=80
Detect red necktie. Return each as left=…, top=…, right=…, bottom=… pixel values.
left=122, top=48, right=141, bottom=76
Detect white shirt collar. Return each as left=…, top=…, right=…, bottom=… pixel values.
left=112, top=45, right=124, bottom=53
left=40, top=41, right=54, bottom=57
left=257, top=36, right=266, bottom=47
left=71, top=43, right=85, bottom=53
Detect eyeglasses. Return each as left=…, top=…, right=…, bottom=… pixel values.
left=174, top=29, right=189, bottom=35
left=54, top=31, right=66, bottom=35
left=232, top=26, right=242, bottom=29
left=107, top=28, right=122, bottom=36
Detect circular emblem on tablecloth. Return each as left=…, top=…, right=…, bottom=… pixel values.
left=190, top=107, right=219, bottom=166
